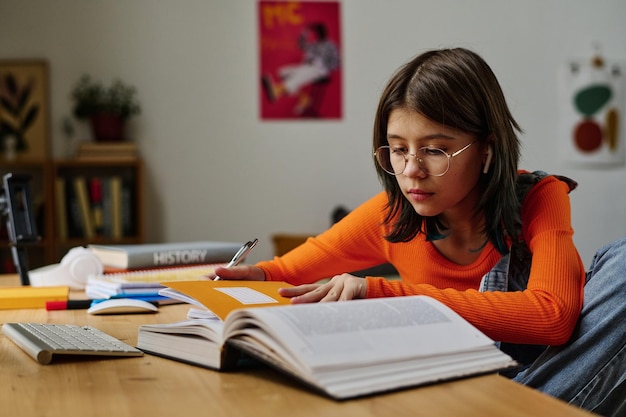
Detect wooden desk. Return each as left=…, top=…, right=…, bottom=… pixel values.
left=0, top=276, right=594, bottom=417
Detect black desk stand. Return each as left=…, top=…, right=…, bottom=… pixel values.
left=0, top=173, right=39, bottom=285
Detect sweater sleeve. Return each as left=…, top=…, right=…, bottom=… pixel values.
left=366, top=176, right=585, bottom=345
left=256, top=192, right=393, bottom=284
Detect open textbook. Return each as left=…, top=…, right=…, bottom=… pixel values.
left=137, top=281, right=516, bottom=400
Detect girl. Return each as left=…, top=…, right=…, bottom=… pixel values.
left=216, top=48, right=626, bottom=416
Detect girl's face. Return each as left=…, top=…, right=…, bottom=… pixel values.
left=386, top=108, right=485, bottom=221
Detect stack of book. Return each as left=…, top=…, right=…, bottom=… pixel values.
left=84, top=241, right=243, bottom=303
left=85, top=265, right=223, bottom=304
left=76, top=141, right=138, bottom=161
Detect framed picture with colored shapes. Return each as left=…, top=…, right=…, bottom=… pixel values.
left=558, top=56, right=624, bottom=165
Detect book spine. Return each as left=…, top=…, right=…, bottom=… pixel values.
left=73, top=176, right=95, bottom=239
left=66, top=177, right=84, bottom=238
left=109, top=176, right=123, bottom=240
left=121, top=177, right=134, bottom=237
left=130, top=249, right=231, bottom=269
left=54, top=177, right=68, bottom=241
left=89, top=177, right=104, bottom=236
left=98, top=244, right=239, bottom=269
left=101, top=177, right=112, bottom=238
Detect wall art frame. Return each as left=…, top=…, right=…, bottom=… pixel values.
left=0, top=59, right=50, bottom=160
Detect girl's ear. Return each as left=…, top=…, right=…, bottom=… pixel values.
left=483, top=145, right=493, bottom=174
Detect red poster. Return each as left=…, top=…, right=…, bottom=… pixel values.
left=258, top=1, right=342, bottom=120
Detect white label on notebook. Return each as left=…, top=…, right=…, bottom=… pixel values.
left=214, top=287, right=279, bottom=304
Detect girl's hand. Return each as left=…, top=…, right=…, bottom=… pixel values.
left=213, top=265, right=266, bottom=281
left=278, top=274, right=367, bottom=303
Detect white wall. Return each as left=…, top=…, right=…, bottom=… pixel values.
left=1, top=0, right=625, bottom=267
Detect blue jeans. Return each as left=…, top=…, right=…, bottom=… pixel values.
left=512, top=236, right=626, bottom=416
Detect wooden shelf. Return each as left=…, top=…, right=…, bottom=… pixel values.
left=51, top=158, right=144, bottom=261
left=0, top=157, right=144, bottom=273
left=0, top=158, right=54, bottom=272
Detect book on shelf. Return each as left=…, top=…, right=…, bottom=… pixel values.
left=76, top=141, right=138, bottom=161
left=88, top=177, right=104, bottom=235
left=137, top=280, right=517, bottom=400
left=63, top=177, right=84, bottom=238
left=120, top=176, right=135, bottom=236
left=107, top=176, right=123, bottom=239
left=54, top=174, right=135, bottom=240
left=54, top=177, right=68, bottom=241
left=73, top=176, right=95, bottom=239
left=88, top=241, right=243, bottom=269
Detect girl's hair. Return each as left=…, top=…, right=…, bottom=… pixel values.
left=372, top=48, right=521, bottom=254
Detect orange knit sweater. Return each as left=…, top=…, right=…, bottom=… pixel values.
left=256, top=175, right=585, bottom=345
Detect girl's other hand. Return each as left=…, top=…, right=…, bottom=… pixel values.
left=279, top=274, right=367, bottom=303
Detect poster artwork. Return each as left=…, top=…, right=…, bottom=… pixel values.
left=258, top=1, right=342, bottom=120
left=0, top=60, right=50, bottom=160
left=558, top=58, right=625, bottom=165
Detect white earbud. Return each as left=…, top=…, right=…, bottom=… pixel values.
left=483, top=146, right=493, bottom=174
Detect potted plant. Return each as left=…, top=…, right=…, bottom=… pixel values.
left=71, top=75, right=141, bottom=141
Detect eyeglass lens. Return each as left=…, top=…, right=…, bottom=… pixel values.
left=375, top=147, right=450, bottom=176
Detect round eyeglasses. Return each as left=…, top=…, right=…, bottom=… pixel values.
left=374, top=141, right=476, bottom=177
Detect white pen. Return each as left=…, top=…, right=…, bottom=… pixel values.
left=213, top=238, right=258, bottom=281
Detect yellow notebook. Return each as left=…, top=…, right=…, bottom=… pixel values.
left=161, top=280, right=292, bottom=320
left=0, top=286, right=69, bottom=310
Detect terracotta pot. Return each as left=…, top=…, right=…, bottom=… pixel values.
left=90, top=113, right=125, bottom=142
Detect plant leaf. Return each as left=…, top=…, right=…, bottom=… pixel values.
left=21, top=105, right=40, bottom=131
left=1, top=96, right=19, bottom=116
left=17, top=79, right=33, bottom=112
left=4, top=72, right=18, bottom=97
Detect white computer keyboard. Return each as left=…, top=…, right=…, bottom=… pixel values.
left=2, top=322, right=143, bottom=364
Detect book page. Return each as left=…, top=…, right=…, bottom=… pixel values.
left=137, top=318, right=225, bottom=369
left=140, top=318, right=223, bottom=337
left=225, top=296, right=496, bottom=370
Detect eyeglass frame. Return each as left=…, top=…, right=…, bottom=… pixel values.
left=374, top=141, right=477, bottom=177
